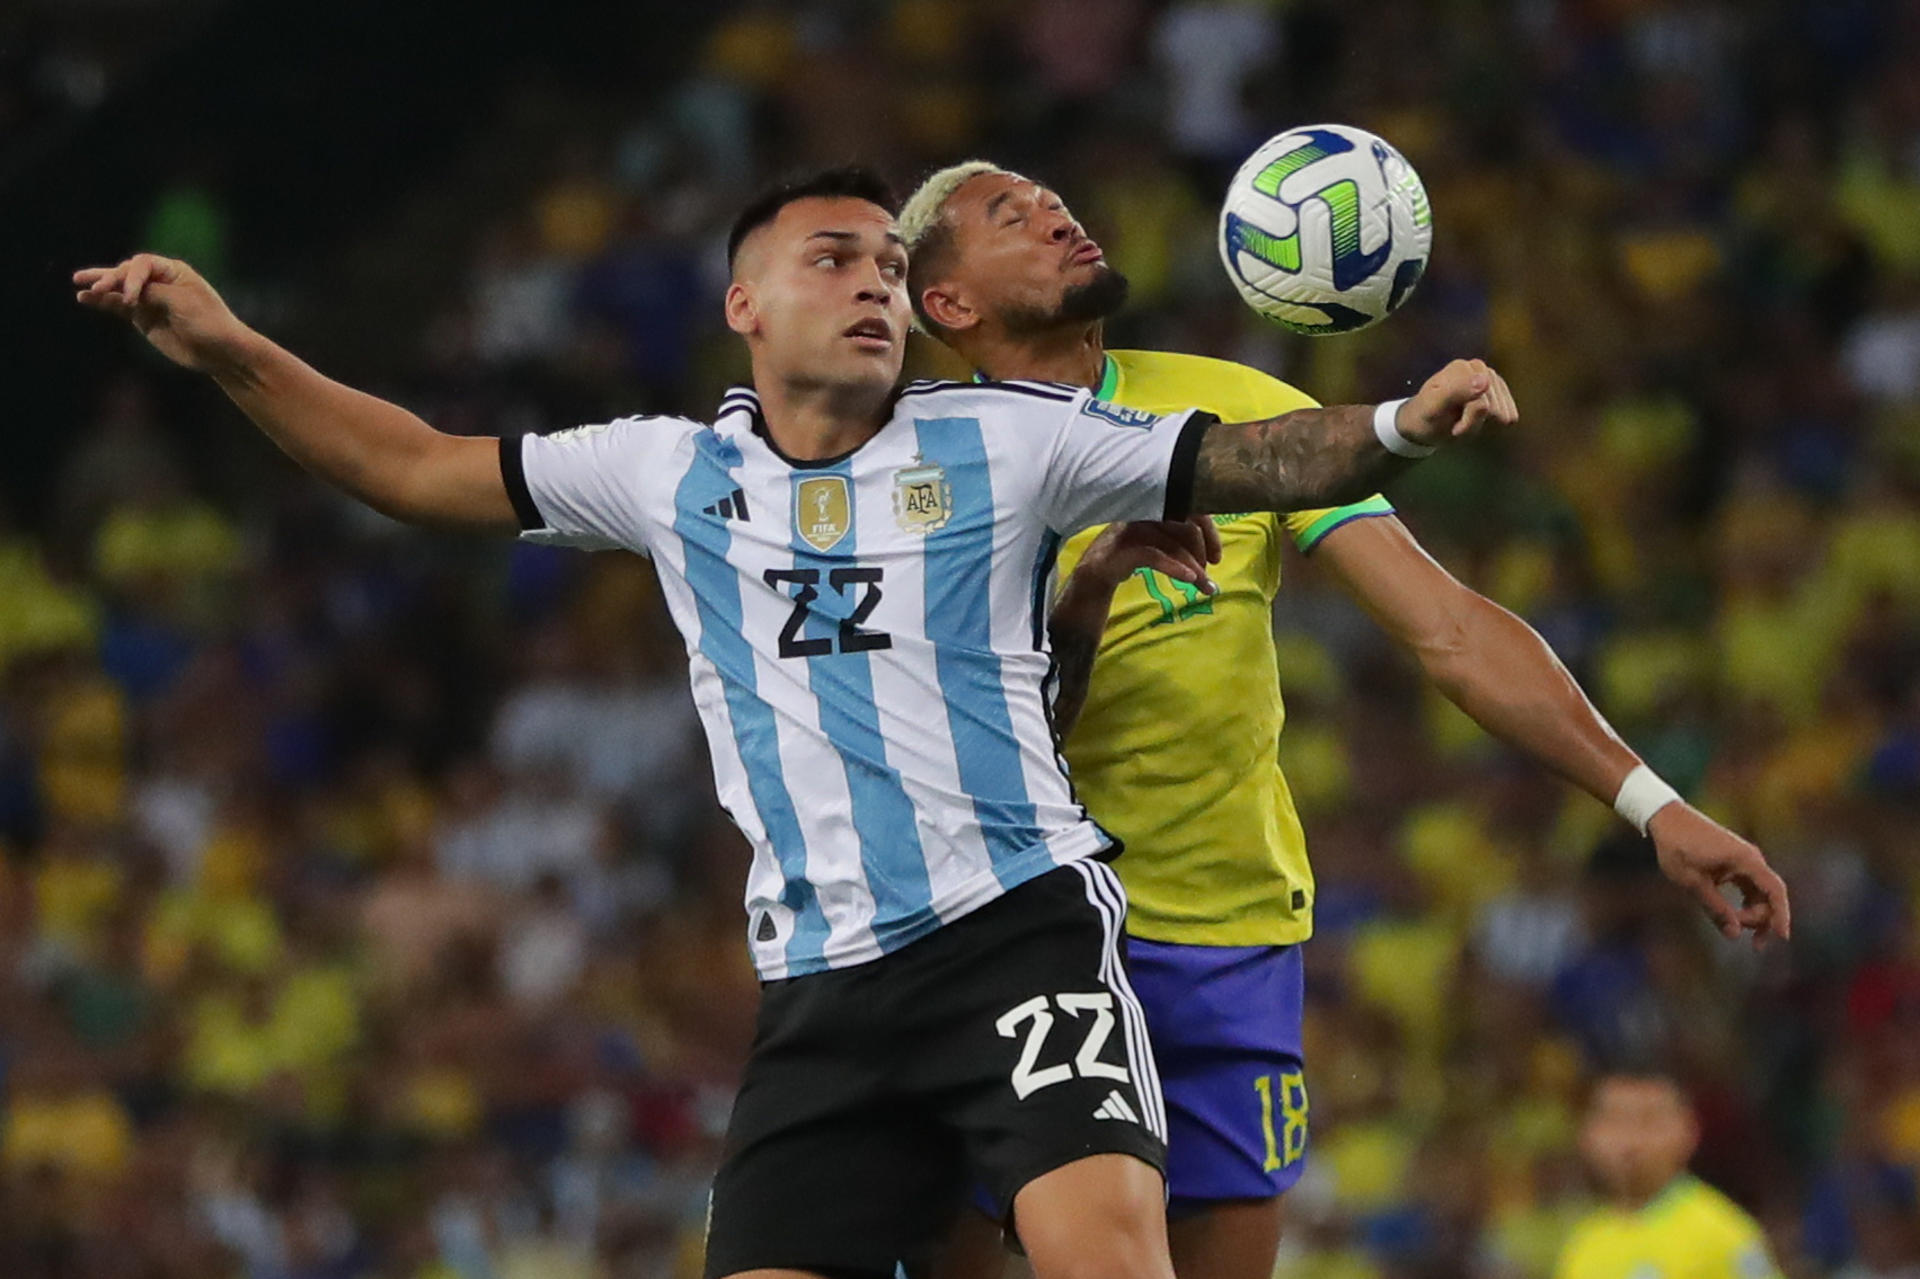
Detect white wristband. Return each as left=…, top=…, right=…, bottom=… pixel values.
left=1372, top=398, right=1434, bottom=458
left=1614, top=764, right=1681, bottom=835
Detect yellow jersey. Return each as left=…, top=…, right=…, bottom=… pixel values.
left=1057, top=349, right=1393, bottom=946
left=1554, top=1176, right=1780, bottom=1279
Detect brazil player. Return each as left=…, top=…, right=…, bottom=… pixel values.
left=74, top=168, right=1516, bottom=1279
left=1556, top=1071, right=1781, bottom=1279
left=897, top=162, right=1791, bottom=1279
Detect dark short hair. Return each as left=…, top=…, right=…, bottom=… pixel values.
left=726, top=165, right=898, bottom=269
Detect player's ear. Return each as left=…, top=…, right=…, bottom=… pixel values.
left=724, top=280, right=757, bottom=338
left=919, top=283, right=977, bottom=334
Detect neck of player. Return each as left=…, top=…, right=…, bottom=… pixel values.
left=969, top=321, right=1106, bottom=390
left=756, top=373, right=893, bottom=461
left=1615, top=1172, right=1683, bottom=1213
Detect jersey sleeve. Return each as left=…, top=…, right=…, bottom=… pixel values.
left=1034, top=388, right=1217, bottom=533
left=500, top=419, right=658, bottom=555
left=1285, top=494, right=1398, bottom=552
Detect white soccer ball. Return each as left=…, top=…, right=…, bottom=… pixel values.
left=1218, top=123, right=1432, bottom=335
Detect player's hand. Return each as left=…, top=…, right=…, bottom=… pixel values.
left=73, top=254, right=250, bottom=373
left=1395, top=358, right=1518, bottom=446
left=1647, top=803, right=1792, bottom=949
left=1075, top=516, right=1222, bottom=595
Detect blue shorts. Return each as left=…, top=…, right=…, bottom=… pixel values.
left=1128, top=938, right=1309, bottom=1209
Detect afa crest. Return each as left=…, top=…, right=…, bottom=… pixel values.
left=794, top=475, right=851, bottom=552
left=892, top=460, right=952, bottom=534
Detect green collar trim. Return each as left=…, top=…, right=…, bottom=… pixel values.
left=973, top=353, right=1118, bottom=396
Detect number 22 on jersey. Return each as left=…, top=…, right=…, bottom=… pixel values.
left=764, top=565, right=892, bottom=658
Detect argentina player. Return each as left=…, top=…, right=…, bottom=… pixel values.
left=74, top=167, right=1511, bottom=1279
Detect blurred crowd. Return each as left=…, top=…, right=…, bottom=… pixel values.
left=0, top=0, right=219, bottom=154
left=5, top=1, right=1920, bottom=1277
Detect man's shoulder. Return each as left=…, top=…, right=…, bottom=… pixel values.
left=1110, top=348, right=1319, bottom=418
left=1112, top=348, right=1259, bottom=384
left=886, top=380, right=1093, bottom=447
left=893, top=378, right=1085, bottom=413
left=1668, top=1179, right=1766, bottom=1241
left=1552, top=1207, right=1622, bottom=1275
left=1660, top=1183, right=1775, bottom=1277
left=535, top=411, right=709, bottom=445
left=1550, top=1211, right=1601, bottom=1265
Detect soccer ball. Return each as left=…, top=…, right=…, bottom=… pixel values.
left=1218, top=123, right=1432, bottom=335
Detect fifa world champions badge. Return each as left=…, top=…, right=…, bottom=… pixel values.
left=795, top=475, right=851, bottom=552
left=893, top=459, right=952, bottom=534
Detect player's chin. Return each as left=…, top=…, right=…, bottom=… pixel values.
left=1057, top=265, right=1130, bottom=323
left=827, top=346, right=902, bottom=391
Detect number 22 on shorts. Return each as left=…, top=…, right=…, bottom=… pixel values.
left=1254, top=1069, right=1309, bottom=1171
left=996, top=993, right=1130, bottom=1099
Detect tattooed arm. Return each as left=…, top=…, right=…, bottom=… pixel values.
left=1184, top=359, right=1518, bottom=515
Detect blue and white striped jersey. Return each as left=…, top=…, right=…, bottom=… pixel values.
left=503, top=379, right=1212, bottom=979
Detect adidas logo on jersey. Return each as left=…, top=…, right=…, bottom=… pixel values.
left=702, top=488, right=750, bottom=521
left=1094, top=1090, right=1139, bottom=1123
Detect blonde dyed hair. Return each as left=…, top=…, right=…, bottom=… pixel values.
left=897, top=159, right=1011, bottom=252
left=898, top=160, right=1024, bottom=332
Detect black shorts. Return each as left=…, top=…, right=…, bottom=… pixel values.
left=702, top=858, right=1167, bottom=1279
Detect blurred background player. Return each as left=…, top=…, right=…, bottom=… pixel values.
left=1554, top=1069, right=1781, bottom=1279
left=900, top=162, right=1787, bottom=1279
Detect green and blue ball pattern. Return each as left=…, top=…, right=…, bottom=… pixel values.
left=1219, top=124, right=1432, bottom=335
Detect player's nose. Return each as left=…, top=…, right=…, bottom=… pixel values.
left=853, top=259, right=895, bottom=305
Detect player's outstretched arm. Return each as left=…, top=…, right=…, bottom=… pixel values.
left=74, top=254, right=518, bottom=531
left=1187, top=359, right=1516, bottom=514
left=1314, top=515, right=1790, bottom=947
